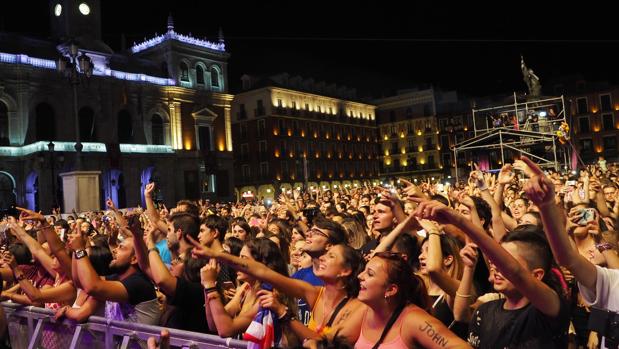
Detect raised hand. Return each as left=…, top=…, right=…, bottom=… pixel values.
left=144, top=182, right=156, bottom=198
left=498, top=164, right=515, bottom=185
left=459, top=243, right=479, bottom=268
left=417, top=219, right=441, bottom=235
left=411, top=197, right=459, bottom=225
left=16, top=207, right=46, bottom=223
left=187, top=235, right=216, bottom=259
left=468, top=170, right=487, bottom=190
left=106, top=197, right=117, bottom=211
left=200, top=258, right=219, bottom=287
left=399, top=178, right=425, bottom=201
left=67, top=231, right=86, bottom=251
left=520, top=156, right=555, bottom=207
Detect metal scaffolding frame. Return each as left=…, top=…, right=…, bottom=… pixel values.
left=454, top=95, right=569, bottom=180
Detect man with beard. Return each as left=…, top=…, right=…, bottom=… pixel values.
left=69, top=218, right=160, bottom=325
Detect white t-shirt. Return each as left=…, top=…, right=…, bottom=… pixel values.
left=578, top=265, right=619, bottom=349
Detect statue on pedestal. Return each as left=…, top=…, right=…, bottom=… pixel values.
left=521, top=55, right=542, bottom=99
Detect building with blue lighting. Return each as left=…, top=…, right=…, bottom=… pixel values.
left=0, top=0, right=235, bottom=213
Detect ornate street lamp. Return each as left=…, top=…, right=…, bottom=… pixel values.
left=57, top=42, right=93, bottom=171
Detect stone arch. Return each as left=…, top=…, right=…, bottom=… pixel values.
left=0, top=92, right=18, bottom=145
left=144, top=105, right=171, bottom=145
left=0, top=171, right=17, bottom=210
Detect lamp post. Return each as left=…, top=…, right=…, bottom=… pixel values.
left=57, top=42, right=92, bottom=171
left=47, top=141, right=56, bottom=209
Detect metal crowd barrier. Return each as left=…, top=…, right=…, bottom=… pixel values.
left=1, top=302, right=249, bottom=349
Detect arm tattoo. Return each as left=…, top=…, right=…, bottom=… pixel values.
left=419, top=321, right=449, bottom=347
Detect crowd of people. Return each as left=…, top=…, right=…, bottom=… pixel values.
left=0, top=156, right=618, bottom=349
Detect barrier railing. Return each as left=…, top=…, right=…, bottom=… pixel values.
left=1, top=302, right=249, bottom=349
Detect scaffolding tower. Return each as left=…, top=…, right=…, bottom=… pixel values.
left=454, top=94, right=570, bottom=180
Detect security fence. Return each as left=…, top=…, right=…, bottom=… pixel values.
left=1, top=302, right=249, bottom=349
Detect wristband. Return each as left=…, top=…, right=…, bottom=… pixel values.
left=148, top=248, right=160, bottom=255
left=596, top=242, right=614, bottom=253
left=204, top=286, right=218, bottom=294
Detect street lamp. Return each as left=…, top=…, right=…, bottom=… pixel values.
left=57, top=42, right=93, bottom=171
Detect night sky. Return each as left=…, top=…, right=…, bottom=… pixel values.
left=2, top=1, right=618, bottom=98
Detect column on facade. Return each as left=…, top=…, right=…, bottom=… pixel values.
left=168, top=101, right=183, bottom=150
left=224, top=106, right=232, bottom=151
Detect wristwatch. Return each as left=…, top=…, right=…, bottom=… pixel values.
left=74, top=249, right=88, bottom=259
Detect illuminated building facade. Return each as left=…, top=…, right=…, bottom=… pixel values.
left=0, top=0, right=234, bottom=212
left=374, top=88, right=464, bottom=180
left=232, top=74, right=380, bottom=201
left=554, top=79, right=619, bottom=163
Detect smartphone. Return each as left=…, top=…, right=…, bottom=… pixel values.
left=222, top=281, right=236, bottom=292
left=577, top=208, right=596, bottom=226
left=565, top=180, right=577, bottom=187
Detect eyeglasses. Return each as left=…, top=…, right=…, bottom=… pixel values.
left=307, top=228, right=330, bottom=239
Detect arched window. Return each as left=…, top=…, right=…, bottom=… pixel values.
left=196, top=65, right=205, bottom=85
left=179, top=62, right=189, bottom=82
left=210, top=65, right=220, bottom=88
left=78, top=107, right=96, bottom=142
left=117, top=110, right=133, bottom=143
left=151, top=114, right=164, bottom=145
left=0, top=101, right=8, bottom=145
left=35, top=103, right=56, bottom=141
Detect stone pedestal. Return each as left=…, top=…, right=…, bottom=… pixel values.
left=60, top=171, right=101, bottom=213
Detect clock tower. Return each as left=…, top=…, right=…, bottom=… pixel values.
left=49, top=0, right=102, bottom=42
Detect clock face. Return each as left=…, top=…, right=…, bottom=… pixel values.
left=78, top=3, right=90, bottom=15
left=54, top=4, right=62, bottom=16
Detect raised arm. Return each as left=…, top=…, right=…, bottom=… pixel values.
left=471, top=171, right=507, bottom=241
left=17, top=208, right=72, bottom=277
left=134, top=223, right=177, bottom=297
left=7, top=220, right=57, bottom=278
left=4, top=252, right=75, bottom=304
left=68, top=231, right=129, bottom=303
left=453, top=243, right=478, bottom=322
left=106, top=198, right=128, bottom=230
left=520, top=156, right=598, bottom=291
left=189, top=236, right=320, bottom=307
left=421, top=219, right=460, bottom=298
left=373, top=214, right=417, bottom=254
left=413, top=197, right=561, bottom=318
left=200, top=260, right=256, bottom=337
left=143, top=183, right=169, bottom=235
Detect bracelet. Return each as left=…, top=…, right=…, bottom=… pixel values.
left=455, top=291, right=473, bottom=298
left=204, top=286, right=218, bottom=294
left=148, top=248, right=160, bottom=255
left=205, top=292, right=220, bottom=303
left=596, top=242, right=615, bottom=253
left=428, top=232, right=442, bottom=237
